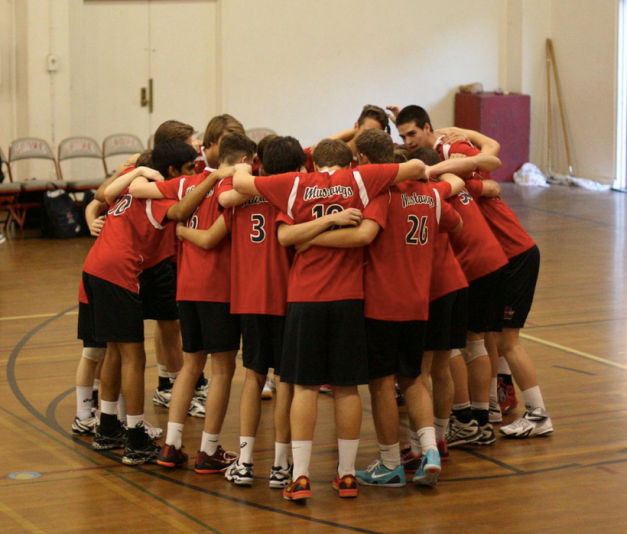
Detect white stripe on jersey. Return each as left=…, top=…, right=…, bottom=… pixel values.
left=352, top=170, right=369, bottom=208
left=146, top=199, right=165, bottom=229
left=287, top=176, right=300, bottom=219
left=433, top=188, right=442, bottom=224
left=178, top=178, right=186, bottom=200
left=442, top=143, right=451, bottom=160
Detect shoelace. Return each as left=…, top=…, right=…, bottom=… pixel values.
left=365, top=459, right=382, bottom=473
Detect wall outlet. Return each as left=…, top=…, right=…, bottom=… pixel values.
left=47, top=54, right=59, bottom=72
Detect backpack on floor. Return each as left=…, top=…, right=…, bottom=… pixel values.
left=41, top=184, right=82, bottom=238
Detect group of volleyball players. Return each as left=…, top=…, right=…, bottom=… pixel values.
left=71, top=103, right=552, bottom=502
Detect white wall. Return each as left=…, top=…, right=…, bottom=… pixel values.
left=0, top=0, right=17, bottom=153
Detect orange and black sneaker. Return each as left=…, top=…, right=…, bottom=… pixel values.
left=332, top=474, right=358, bottom=498
left=283, top=476, right=312, bottom=501
left=157, top=444, right=188, bottom=468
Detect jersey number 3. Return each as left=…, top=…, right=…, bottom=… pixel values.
left=250, top=214, right=266, bottom=243
left=406, top=215, right=428, bottom=245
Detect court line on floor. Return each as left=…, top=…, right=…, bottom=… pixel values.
left=0, top=502, right=46, bottom=534
left=520, top=333, right=627, bottom=371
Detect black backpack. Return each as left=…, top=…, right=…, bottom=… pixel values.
left=41, top=184, right=82, bottom=238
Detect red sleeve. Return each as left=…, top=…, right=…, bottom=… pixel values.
left=438, top=202, right=461, bottom=233
left=147, top=198, right=178, bottom=226
left=216, top=177, right=234, bottom=202
left=276, top=211, right=293, bottom=226
left=304, top=147, right=315, bottom=173
left=354, top=164, right=401, bottom=201
left=223, top=207, right=233, bottom=233
left=362, top=190, right=390, bottom=229
left=449, top=140, right=480, bottom=157
left=156, top=176, right=185, bottom=200
left=431, top=181, right=452, bottom=199
left=464, top=178, right=484, bottom=199
left=254, top=172, right=300, bottom=217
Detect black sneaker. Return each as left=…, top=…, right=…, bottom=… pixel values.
left=93, top=421, right=126, bottom=450
left=123, top=435, right=161, bottom=466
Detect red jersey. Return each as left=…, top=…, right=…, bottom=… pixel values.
left=255, top=164, right=400, bottom=302
left=227, top=195, right=292, bottom=315
left=434, top=136, right=536, bottom=258
left=364, top=180, right=460, bottom=321
left=82, top=191, right=176, bottom=293
left=446, top=179, right=508, bottom=282
left=428, top=182, right=468, bottom=301
left=194, top=147, right=207, bottom=175
left=156, top=172, right=232, bottom=302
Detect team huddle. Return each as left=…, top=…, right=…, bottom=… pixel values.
left=71, top=104, right=552, bottom=502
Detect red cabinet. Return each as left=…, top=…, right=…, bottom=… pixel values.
left=454, top=92, right=530, bottom=182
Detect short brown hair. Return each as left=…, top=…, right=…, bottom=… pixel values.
left=357, top=105, right=390, bottom=134
left=409, top=147, right=441, bottom=166
left=154, top=120, right=194, bottom=145
left=393, top=146, right=410, bottom=163
left=218, top=132, right=256, bottom=166
left=256, top=134, right=279, bottom=165
left=136, top=149, right=153, bottom=167
left=203, top=114, right=245, bottom=147
left=355, top=129, right=394, bottom=164
left=313, top=139, right=353, bottom=169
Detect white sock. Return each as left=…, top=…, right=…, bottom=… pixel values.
left=168, top=371, right=180, bottom=382
left=239, top=436, right=255, bottom=465
left=117, top=393, right=127, bottom=422
left=92, top=378, right=100, bottom=391
left=434, top=418, right=449, bottom=443
left=157, top=364, right=169, bottom=378
left=166, top=422, right=184, bottom=449
left=292, top=440, right=312, bottom=479
left=200, top=432, right=220, bottom=455
left=471, top=401, right=489, bottom=411
left=337, top=438, right=359, bottom=478
left=379, top=443, right=400, bottom=470
left=410, top=430, right=421, bottom=456
left=498, top=357, right=512, bottom=375
left=274, top=442, right=290, bottom=469
left=490, top=377, right=498, bottom=401
left=452, top=401, right=471, bottom=411
left=100, top=399, right=118, bottom=416
left=127, top=414, right=144, bottom=430
left=76, top=386, right=93, bottom=420
left=522, top=386, right=546, bottom=411
left=418, top=427, right=437, bottom=454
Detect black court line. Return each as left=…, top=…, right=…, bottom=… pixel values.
left=455, top=448, right=524, bottom=474
left=552, top=365, right=596, bottom=376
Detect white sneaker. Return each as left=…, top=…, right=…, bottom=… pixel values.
left=188, top=397, right=206, bottom=418
left=194, top=377, right=210, bottom=402
left=269, top=461, right=293, bottom=488
left=72, top=415, right=98, bottom=436
left=143, top=420, right=164, bottom=440
left=225, top=460, right=254, bottom=486
left=500, top=407, right=553, bottom=438
left=445, top=416, right=482, bottom=447
left=489, top=397, right=503, bottom=424
left=153, top=388, right=172, bottom=408
left=262, top=377, right=274, bottom=400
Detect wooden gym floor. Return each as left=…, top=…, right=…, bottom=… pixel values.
left=1, top=183, right=627, bottom=533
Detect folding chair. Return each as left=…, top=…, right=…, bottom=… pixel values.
left=102, top=134, right=144, bottom=175
left=58, top=136, right=107, bottom=194
left=7, top=137, right=64, bottom=233
left=246, top=128, right=277, bottom=144
left=0, top=145, right=21, bottom=235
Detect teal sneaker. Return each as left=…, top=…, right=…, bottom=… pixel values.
left=356, top=459, right=406, bottom=487
left=413, top=449, right=441, bottom=487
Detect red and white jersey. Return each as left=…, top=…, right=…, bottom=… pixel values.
left=82, top=190, right=177, bottom=293
left=156, top=171, right=233, bottom=303
left=227, top=195, right=292, bottom=316
left=194, top=147, right=207, bottom=175
left=255, top=164, right=400, bottom=302
left=364, top=180, right=460, bottom=321
left=434, top=136, right=536, bottom=258
left=446, top=179, right=508, bottom=282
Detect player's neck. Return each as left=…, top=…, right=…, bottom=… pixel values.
left=347, top=139, right=358, bottom=157
left=318, top=165, right=345, bottom=173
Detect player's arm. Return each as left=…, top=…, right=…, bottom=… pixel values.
left=435, top=174, right=466, bottom=196
left=104, top=166, right=164, bottom=205
left=233, top=164, right=259, bottom=197
left=85, top=199, right=107, bottom=237
left=95, top=154, right=140, bottom=202
left=128, top=176, right=166, bottom=199
left=393, top=159, right=428, bottom=184
left=436, top=127, right=500, bottom=156
left=176, top=216, right=228, bottom=250
left=277, top=208, right=363, bottom=247
left=218, top=188, right=251, bottom=208
left=479, top=179, right=501, bottom=198
left=165, top=167, right=234, bottom=222
left=296, top=218, right=381, bottom=253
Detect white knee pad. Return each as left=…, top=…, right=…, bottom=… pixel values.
left=450, top=349, right=463, bottom=360
left=462, top=339, right=487, bottom=364
left=82, top=347, right=106, bottom=362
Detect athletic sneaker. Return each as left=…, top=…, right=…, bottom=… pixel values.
left=356, top=459, right=406, bottom=487
left=445, top=417, right=482, bottom=447
left=194, top=377, right=210, bottom=402
left=72, top=415, right=98, bottom=436
left=500, top=407, right=553, bottom=439
left=489, top=397, right=503, bottom=423
left=121, top=418, right=163, bottom=440
left=261, top=376, right=274, bottom=400
left=413, top=449, right=441, bottom=487
left=437, top=439, right=449, bottom=461
left=498, top=376, right=519, bottom=414
left=283, top=476, right=312, bottom=501
left=332, top=474, right=358, bottom=498
left=401, top=444, right=421, bottom=472
left=93, top=422, right=126, bottom=450
left=188, top=398, right=206, bottom=418
left=153, top=387, right=172, bottom=408
left=395, top=383, right=406, bottom=406
left=122, top=435, right=160, bottom=465
left=319, top=384, right=332, bottom=393
left=157, top=444, right=188, bottom=468
left=269, top=462, right=293, bottom=489
left=194, top=446, right=238, bottom=474
left=475, top=423, right=497, bottom=445
left=225, top=460, right=254, bottom=486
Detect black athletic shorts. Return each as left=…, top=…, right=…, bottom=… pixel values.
left=281, top=300, right=368, bottom=387
left=240, top=314, right=285, bottom=375
left=365, top=319, right=427, bottom=380
left=139, top=260, right=178, bottom=321
left=502, top=245, right=540, bottom=329
left=177, top=301, right=241, bottom=354
left=77, top=302, right=107, bottom=349
left=425, top=288, right=468, bottom=351
left=467, top=267, right=505, bottom=334
left=82, top=272, right=144, bottom=343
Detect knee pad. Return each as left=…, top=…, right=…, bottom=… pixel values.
left=82, top=347, right=106, bottom=362
left=462, top=339, right=487, bottom=364
left=450, top=349, right=463, bottom=360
